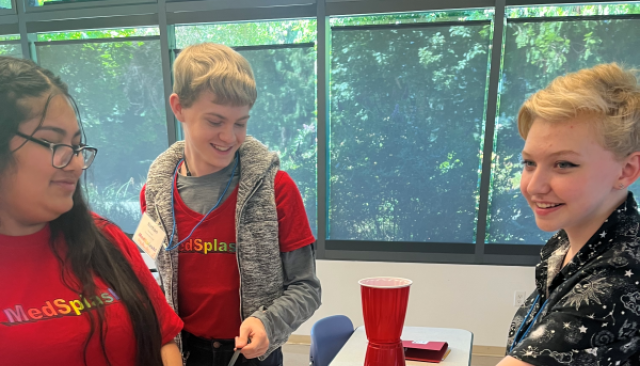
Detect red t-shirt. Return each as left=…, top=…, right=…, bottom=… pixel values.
left=0, top=216, right=183, bottom=366
left=140, top=170, right=315, bottom=340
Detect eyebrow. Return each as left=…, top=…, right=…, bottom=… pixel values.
left=36, top=126, right=82, bottom=138
left=521, top=149, right=581, bottom=159
left=204, top=112, right=250, bottom=122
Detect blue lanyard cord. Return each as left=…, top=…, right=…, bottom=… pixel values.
left=522, top=299, right=549, bottom=339
left=165, top=153, right=239, bottom=251
left=509, top=294, right=549, bottom=353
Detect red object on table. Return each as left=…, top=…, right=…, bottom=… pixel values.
left=359, top=277, right=412, bottom=366
left=403, top=341, right=449, bottom=363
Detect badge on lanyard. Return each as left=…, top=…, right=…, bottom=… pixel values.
left=132, top=212, right=166, bottom=260
left=165, top=154, right=239, bottom=251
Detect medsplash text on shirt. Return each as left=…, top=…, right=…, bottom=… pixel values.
left=178, top=237, right=236, bottom=254
left=2, top=288, right=120, bottom=326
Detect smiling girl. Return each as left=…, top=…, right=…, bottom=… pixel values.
left=498, top=63, right=640, bottom=366
left=0, top=56, right=183, bottom=366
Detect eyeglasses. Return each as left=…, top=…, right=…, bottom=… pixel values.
left=15, top=131, right=98, bottom=170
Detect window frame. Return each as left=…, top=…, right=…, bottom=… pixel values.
left=21, top=0, right=155, bottom=13
left=34, top=32, right=167, bottom=233
left=7, top=0, right=636, bottom=265
left=326, top=19, right=493, bottom=250
left=0, top=0, right=16, bottom=15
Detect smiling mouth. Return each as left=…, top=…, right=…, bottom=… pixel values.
left=535, top=203, right=564, bottom=209
left=211, top=144, right=233, bottom=152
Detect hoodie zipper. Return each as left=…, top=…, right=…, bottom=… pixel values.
left=236, top=178, right=264, bottom=323
left=155, top=203, right=179, bottom=310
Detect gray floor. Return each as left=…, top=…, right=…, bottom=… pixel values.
left=283, top=344, right=502, bottom=366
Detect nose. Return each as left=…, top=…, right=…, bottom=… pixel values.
left=64, top=151, right=85, bottom=175
left=218, top=124, right=236, bottom=144
left=525, top=166, right=551, bottom=197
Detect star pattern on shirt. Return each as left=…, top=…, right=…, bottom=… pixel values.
left=524, top=349, right=535, bottom=357
left=625, top=270, right=634, bottom=277
left=507, top=194, right=640, bottom=366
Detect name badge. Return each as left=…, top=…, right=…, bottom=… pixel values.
left=132, top=212, right=166, bottom=260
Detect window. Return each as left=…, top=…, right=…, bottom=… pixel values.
left=486, top=4, right=640, bottom=245
left=328, top=12, right=493, bottom=244
left=0, top=35, right=22, bottom=58
left=36, top=28, right=167, bottom=233
left=29, top=0, right=123, bottom=7
left=36, top=28, right=159, bottom=41
left=176, top=20, right=316, bottom=48
left=176, top=20, right=318, bottom=235
left=6, top=0, right=639, bottom=263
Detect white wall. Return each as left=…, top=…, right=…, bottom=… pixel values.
left=295, top=260, right=536, bottom=348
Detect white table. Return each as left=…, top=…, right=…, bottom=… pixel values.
left=330, top=326, right=473, bottom=366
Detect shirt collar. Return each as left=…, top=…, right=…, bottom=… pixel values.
left=535, top=192, right=639, bottom=296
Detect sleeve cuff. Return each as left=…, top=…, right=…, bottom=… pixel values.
left=250, top=307, right=274, bottom=344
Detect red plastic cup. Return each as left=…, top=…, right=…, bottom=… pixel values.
left=359, top=277, right=412, bottom=366
left=364, top=340, right=406, bottom=366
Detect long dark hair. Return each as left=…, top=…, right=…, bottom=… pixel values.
left=0, top=56, right=163, bottom=366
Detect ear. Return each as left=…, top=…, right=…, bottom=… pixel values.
left=169, top=93, right=186, bottom=122
left=618, top=152, right=640, bottom=189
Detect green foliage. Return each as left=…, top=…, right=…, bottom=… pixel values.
left=330, top=23, right=491, bottom=242
left=0, top=34, right=20, bottom=41
left=37, top=36, right=168, bottom=232
left=506, top=3, right=640, bottom=18
left=0, top=44, right=23, bottom=58
left=37, top=28, right=159, bottom=42
left=84, top=178, right=144, bottom=233
left=0, top=35, right=23, bottom=60
left=0, top=0, right=11, bottom=8
left=487, top=9, right=640, bottom=244
left=178, top=20, right=319, bottom=234
left=175, top=20, right=316, bottom=48
left=330, top=9, right=494, bottom=27
left=29, top=4, right=640, bottom=242
left=239, top=47, right=317, bottom=233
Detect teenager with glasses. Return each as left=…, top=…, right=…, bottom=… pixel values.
left=0, top=56, right=183, bottom=366
left=14, top=130, right=97, bottom=170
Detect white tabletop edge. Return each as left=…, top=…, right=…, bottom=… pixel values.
left=330, top=326, right=474, bottom=366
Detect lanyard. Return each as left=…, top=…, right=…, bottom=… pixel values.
left=165, top=153, right=239, bottom=251
left=509, top=294, right=549, bottom=353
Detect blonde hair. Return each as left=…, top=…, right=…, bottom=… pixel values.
left=173, top=43, right=257, bottom=108
left=517, top=63, right=640, bottom=159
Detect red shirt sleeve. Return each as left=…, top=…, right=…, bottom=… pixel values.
left=93, top=214, right=183, bottom=345
left=140, top=184, right=147, bottom=214
left=275, top=171, right=316, bottom=252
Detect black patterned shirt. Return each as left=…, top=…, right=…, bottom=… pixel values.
left=507, top=193, right=640, bottom=366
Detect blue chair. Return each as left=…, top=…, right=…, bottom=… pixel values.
left=310, top=315, right=354, bottom=366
